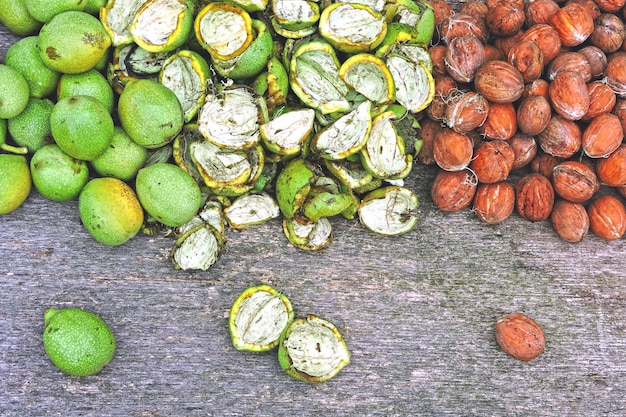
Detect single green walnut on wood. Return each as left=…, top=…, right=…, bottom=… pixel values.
left=42, top=308, right=116, bottom=376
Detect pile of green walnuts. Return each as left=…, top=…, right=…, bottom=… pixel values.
left=0, top=0, right=435, bottom=270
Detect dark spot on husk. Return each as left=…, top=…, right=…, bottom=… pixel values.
left=82, top=32, right=107, bottom=49
left=46, top=47, right=61, bottom=60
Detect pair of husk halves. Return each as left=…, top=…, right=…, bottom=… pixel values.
left=229, top=285, right=350, bottom=383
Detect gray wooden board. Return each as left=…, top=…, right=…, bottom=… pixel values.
left=2, top=19, right=626, bottom=417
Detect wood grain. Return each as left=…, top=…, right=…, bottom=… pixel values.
left=2, top=17, right=626, bottom=417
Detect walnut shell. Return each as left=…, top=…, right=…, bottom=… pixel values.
left=525, top=0, right=560, bottom=26
left=493, top=31, right=525, bottom=57
left=509, top=133, right=538, bottom=170
left=517, top=94, right=551, bottom=136
left=459, top=0, right=489, bottom=21
left=583, top=81, right=617, bottom=121
left=588, top=194, right=626, bottom=240
left=473, top=181, right=516, bottom=224
left=495, top=313, right=546, bottom=361
left=613, top=98, right=626, bottom=131
left=515, top=173, right=555, bottom=222
left=590, top=13, right=625, bottom=54
left=549, top=71, right=590, bottom=121
left=537, top=115, right=582, bottom=158
left=578, top=45, right=608, bottom=78
left=522, top=78, right=550, bottom=101
left=605, top=50, right=626, bottom=97
left=595, top=144, right=626, bottom=186
left=507, top=40, right=544, bottom=82
left=546, top=51, right=592, bottom=82
left=430, top=169, right=477, bottom=212
left=416, top=118, right=443, bottom=165
left=484, top=44, right=506, bottom=62
left=426, top=75, right=459, bottom=122
left=444, top=91, right=490, bottom=133
left=552, top=160, right=599, bottom=203
left=567, top=0, right=601, bottom=20
left=551, top=199, right=590, bottom=242
left=520, top=23, right=562, bottom=63
left=474, top=60, right=525, bottom=103
left=433, top=128, right=474, bottom=171
left=595, top=0, right=626, bottom=13
left=439, top=12, right=489, bottom=44
left=479, top=101, right=517, bottom=140
left=530, top=152, right=563, bottom=179
left=470, top=140, right=515, bottom=183
left=429, top=44, right=448, bottom=75
left=486, top=0, right=525, bottom=36
left=444, top=35, right=486, bottom=83
left=582, top=113, right=623, bottom=158
left=549, top=2, right=595, bottom=47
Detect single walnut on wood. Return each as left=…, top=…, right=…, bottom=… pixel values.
left=496, top=313, right=546, bottom=361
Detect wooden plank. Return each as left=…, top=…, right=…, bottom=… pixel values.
left=2, top=19, right=626, bottom=417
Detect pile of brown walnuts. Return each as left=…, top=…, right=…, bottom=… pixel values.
left=420, top=0, right=626, bottom=242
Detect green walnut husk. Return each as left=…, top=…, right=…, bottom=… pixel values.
left=278, top=314, right=350, bottom=383
left=194, top=2, right=253, bottom=61
left=271, top=0, right=320, bottom=32
left=282, top=217, right=333, bottom=250
left=275, top=158, right=315, bottom=219
left=288, top=40, right=350, bottom=115
left=358, top=185, right=418, bottom=236
left=310, top=100, right=372, bottom=160
left=318, top=2, right=387, bottom=53
left=229, top=285, right=295, bottom=352
left=130, top=0, right=195, bottom=53
left=223, top=191, right=280, bottom=229
left=260, top=108, right=315, bottom=156
left=211, top=19, right=274, bottom=80
left=197, top=85, right=268, bottom=150
left=171, top=223, right=226, bottom=271
left=360, top=110, right=413, bottom=180
left=159, top=49, right=212, bottom=122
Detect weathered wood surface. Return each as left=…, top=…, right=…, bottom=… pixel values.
left=2, top=21, right=626, bottom=417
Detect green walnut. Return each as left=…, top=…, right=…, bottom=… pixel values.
left=42, top=307, right=116, bottom=376
left=90, top=126, right=148, bottom=182
left=0, top=64, right=30, bottom=119
left=4, top=36, right=61, bottom=99
left=78, top=177, right=144, bottom=246
left=37, top=11, right=111, bottom=74
left=117, top=79, right=184, bottom=149
left=7, top=97, right=55, bottom=153
left=49, top=95, right=114, bottom=161
left=30, top=144, right=89, bottom=202
left=135, top=162, right=202, bottom=227
left=0, top=0, right=42, bottom=36
left=0, top=154, right=32, bottom=215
